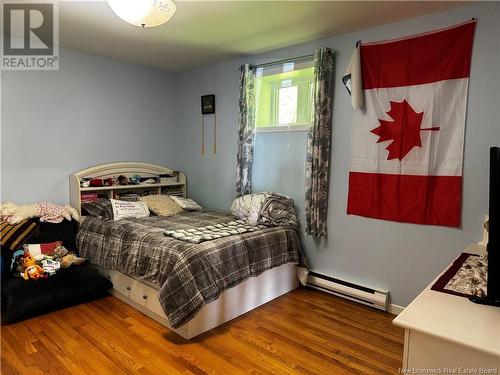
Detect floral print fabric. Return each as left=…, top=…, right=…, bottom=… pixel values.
left=236, top=64, right=256, bottom=197
left=305, top=48, right=335, bottom=237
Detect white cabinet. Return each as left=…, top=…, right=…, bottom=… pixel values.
left=394, top=244, right=500, bottom=370
left=404, top=330, right=500, bottom=368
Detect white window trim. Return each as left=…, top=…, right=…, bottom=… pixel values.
left=255, top=124, right=311, bottom=133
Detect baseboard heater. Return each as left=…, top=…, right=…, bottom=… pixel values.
left=306, top=271, right=389, bottom=311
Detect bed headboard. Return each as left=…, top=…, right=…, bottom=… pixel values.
left=69, top=162, right=187, bottom=215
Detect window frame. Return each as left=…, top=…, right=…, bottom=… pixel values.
left=254, top=59, right=314, bottom=134
left=255, top=124, right=311, bottom=133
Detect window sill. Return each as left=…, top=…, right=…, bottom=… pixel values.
left=255, top=125, right=310, bottom=133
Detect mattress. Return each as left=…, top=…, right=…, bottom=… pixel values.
left=76, top=210, right=301, bottom=328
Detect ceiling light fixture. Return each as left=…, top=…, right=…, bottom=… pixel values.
left=107, top=0, right=176, bottom=28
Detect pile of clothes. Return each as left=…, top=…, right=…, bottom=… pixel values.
left=230, top=192, right=299, bottom=229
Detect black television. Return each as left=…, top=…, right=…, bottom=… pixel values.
left=470, top=146, right=500, bottom=307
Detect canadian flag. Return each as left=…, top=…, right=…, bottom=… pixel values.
left=344, top=20, right=476, bottom=227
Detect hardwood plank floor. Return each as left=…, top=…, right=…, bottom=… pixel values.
left=1, top=288, right=404, bottom=375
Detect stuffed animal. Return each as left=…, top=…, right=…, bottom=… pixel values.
left=0, top=202, right=79, bottom=225
left=41, top=259, right=61, bottom=276
left=11, top=249, right=26, bottom=275
left=52, top=245, right=69, bottom=260
left=117, top=175, right=129, bottom=185
left=21, top=253, right=47, bottom=280
left=50, top=245, right=84, bottom=268
left=60, top=253, right=85, bottom=268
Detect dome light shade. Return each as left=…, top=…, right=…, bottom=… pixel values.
left=108, top=0, right=176, bottom=28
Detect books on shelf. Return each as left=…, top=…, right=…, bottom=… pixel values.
left=162, top=186, right=184, bottom=195
left=114, top=192, right=141, bottom=201
left=81, top=193, right=99, bottom=202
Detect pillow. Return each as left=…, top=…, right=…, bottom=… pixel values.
left=230, top=193, right=270, bottom=224
left=81, top=198, right=114, bottom=219
left=139, top=195, right=184, bottom=216
left=110, top=199, right=150, bottom=221
left=170, top=196, right=202, bottom=211
left=0, top=219, right=38, bottom=251
left=24, top=241, right=63, bottom=261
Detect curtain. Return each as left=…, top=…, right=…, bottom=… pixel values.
left=305, top=48, right=335, bottom=237
left=236, top=64, right=256, bottom=197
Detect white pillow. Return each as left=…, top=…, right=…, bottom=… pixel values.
left=110, top=199, right=150, bottom=220
left=170, top=196, right=202, bottom=211
left=230, top=193, right=270, bottom=225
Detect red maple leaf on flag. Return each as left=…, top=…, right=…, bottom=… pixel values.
left=371, top=100, right=440, bottom=161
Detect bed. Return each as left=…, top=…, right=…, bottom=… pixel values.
left=70, top=163, right=301, bottom=339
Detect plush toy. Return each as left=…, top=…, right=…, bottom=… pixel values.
left=80, top=178, right=91, bottom=187
left=117, top=175, right=129, bottom=185
left=21, top=253, right=47, bottom=280
left=52, top=245, right=69, bottom=260
left=41, top=259, right=61, bottom=276
left=0, top=202, right=79, bottom=225
left=131, top=175, right=141, bottom=185
left=60, top=253, right=85, bottom=268
left=11, top=249, right=26, bottom=275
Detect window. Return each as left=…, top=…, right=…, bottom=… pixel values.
left=278, top=85, right=298, bottom=124
left=254, top=58, right=314, bottom=132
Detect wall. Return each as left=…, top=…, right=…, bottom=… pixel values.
left=172, top=3, right=500, bottom=307
left=1, top=48, right=178, bottom=204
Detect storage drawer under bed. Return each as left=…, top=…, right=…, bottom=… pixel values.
left=97, top=267, right=167, bottom=318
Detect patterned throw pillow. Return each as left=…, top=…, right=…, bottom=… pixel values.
left=139, top=195, right=184, bottom=216
left=81, top=198, right=114, bottom=219
left=169, top=196, right=202, bottom=211
left=0, top=219, right=38, bottom=251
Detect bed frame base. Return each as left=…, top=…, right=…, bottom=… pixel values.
left=96, top=263, right=299, bottom=339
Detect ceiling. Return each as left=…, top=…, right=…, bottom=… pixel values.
left=58, top=1, right=467, bottom=72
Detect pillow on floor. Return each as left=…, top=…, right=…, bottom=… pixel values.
left=170, top=196, right=202, bottom=211
left=110, top=199, right=150, bottom=220
left=139, top=195, right=184, bottom=216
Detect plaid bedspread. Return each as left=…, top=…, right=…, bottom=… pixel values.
left=76, top=211, right=301, bottom=328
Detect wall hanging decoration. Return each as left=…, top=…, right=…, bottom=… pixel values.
left=343, top=19, right=476, bottom=227
left=201, top=94, right=216, bottom=155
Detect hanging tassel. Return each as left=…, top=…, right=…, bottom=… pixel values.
left=213, top=112, right=217, bottom=154
left=201, top=115, right=205, bottom=155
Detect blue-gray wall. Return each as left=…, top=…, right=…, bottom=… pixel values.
left=1, top=48, right=178, bottom=204
left=172, top=3, right=500, bottom=307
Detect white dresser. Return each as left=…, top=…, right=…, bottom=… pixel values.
left=393, top=243, right=500, bottom=370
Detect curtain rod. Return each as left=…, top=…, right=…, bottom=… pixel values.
left=253, top=53, right=314, bottom=69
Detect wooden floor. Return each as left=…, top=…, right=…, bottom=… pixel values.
left=1, top=288, right=404, bottom=375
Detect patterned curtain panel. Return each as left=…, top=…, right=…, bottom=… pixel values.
left=305, top=48, right=335, bottom=237
left=236, top=64, right=256, bottom=197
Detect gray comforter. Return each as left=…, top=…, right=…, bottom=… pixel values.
left=258, top=193, right=299, bottom=229
left=76, top=211, right=301, bottom=328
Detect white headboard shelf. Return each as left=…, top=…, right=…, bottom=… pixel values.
left=69, top=162, right=186, bottom=215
